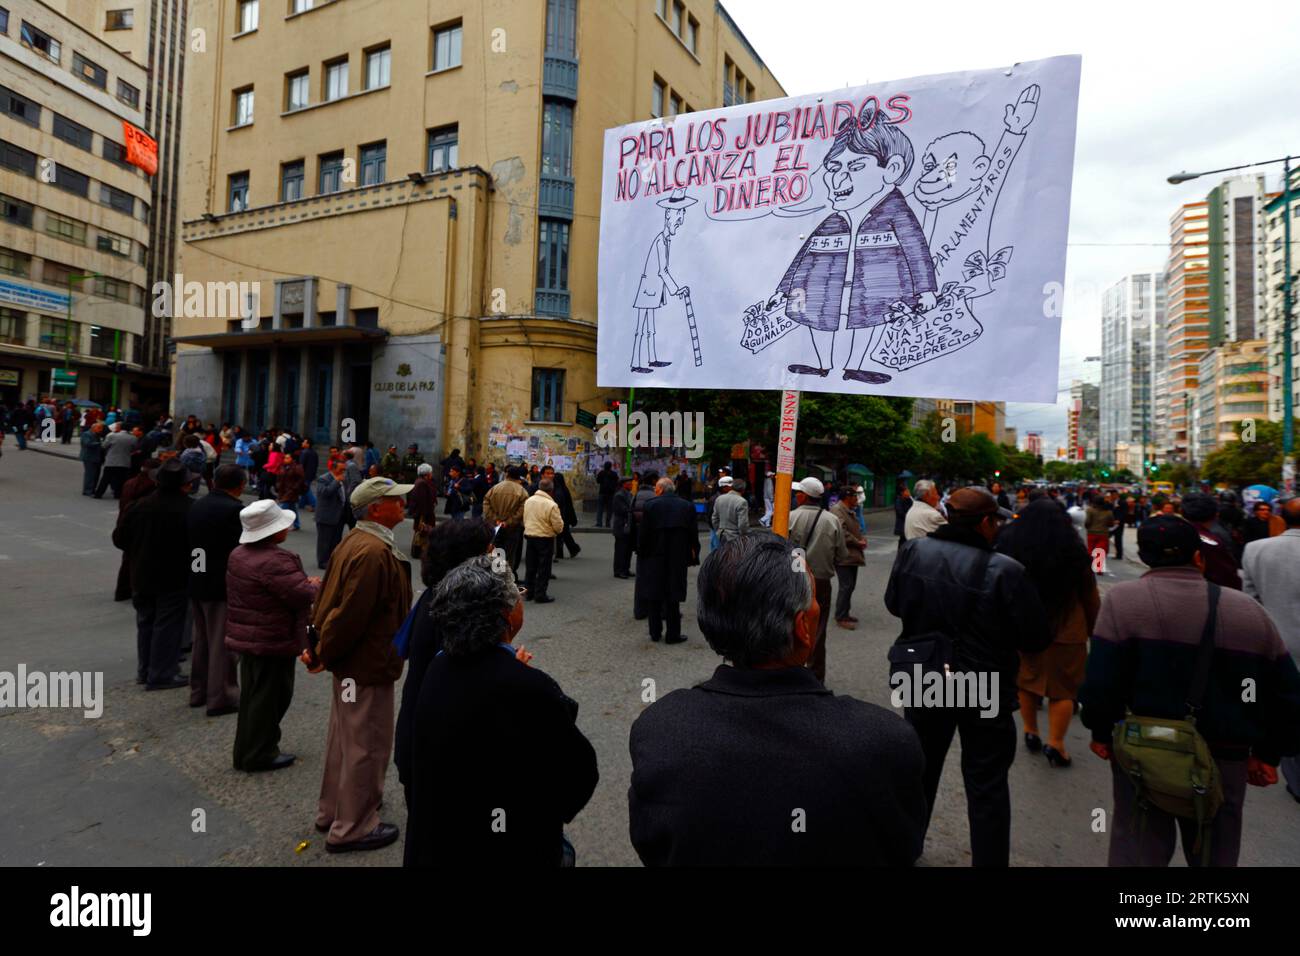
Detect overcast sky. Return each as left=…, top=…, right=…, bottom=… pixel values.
left=724, top=0, right=1300, bottom=453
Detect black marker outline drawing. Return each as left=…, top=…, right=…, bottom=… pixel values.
left=630, top=187, right=696, bottom=374
left=768, top=104, right=938, bottom=385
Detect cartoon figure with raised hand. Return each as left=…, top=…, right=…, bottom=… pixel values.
left=770, top=106, right=936, bottom=385
left=631, top=188, right=697, bottom=374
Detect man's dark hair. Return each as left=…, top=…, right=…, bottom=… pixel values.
left=824, top=112, right=915, bottom=180
left=602, top=461, right=612, bottom=470
left=420, top=517, right=493, bottom=588
left=183, top=434, right=199, bottom=449
left=1137, top=514, right=1200, bottom=568
left=434, top=556, right=519, bottom=658
left=641, top=470, right=659, bottom=485
left=214, top=464, right=247, bottom=491
left=696, top=531, right=813, bottom=668
left=1180, top=492, right=1218, bottom=523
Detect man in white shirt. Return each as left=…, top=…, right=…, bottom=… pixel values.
left=903, top=479, right=947, bottom=540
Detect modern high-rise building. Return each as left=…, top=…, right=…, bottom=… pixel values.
left=1067, top=379, right=1098, bottom=461
left=1263, top=170, right=1299, bottom=425
left=1206, top=174, right=1267, bottom=346
left=1024, top=430, right=1042, bottom=457
left=1162, top=200, right=1210, bottom=460
left=0, top=1, right=160, bottom=408
left=1099, top=272, right=1164, bottom=466
left=170, top=0, right=783, bottom=490
left=1193, top=338, right=1269, bottom=460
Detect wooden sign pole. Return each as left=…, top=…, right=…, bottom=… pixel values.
left=772, top=390, right=800, bottom=537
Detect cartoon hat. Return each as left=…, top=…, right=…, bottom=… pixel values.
left=656, top=187, right=698, bottom=209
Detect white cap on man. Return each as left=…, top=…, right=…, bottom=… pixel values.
left=792, top=477, right=825, bottom=499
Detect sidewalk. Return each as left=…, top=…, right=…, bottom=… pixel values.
left=12, top=439, right=80, bottom=460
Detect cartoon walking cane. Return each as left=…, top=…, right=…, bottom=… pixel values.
left=681, top=286, right=703, bottom=367
left=631, top=188, right=698, bottom=373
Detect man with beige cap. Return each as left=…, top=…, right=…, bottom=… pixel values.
left=788, top=476, right=849, bottom=682
left=305, top=475, right=414, bottom=853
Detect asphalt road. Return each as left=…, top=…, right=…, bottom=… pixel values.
left=2, top=443, right=1297, bottom=866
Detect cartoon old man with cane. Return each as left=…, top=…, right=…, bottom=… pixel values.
left=630, top=188, right=696, bottom=373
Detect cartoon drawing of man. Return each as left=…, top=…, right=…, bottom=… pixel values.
left=912, top=84, right=1039, bottom=296
left=770, top=108, right=936, bottom=384
left=630, top=188, right=696, bottom=374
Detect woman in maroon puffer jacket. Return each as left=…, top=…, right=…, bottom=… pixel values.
left=226, top=499, right=321, bottom=773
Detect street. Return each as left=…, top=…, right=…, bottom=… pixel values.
left=2, top=444, right=1297, bottom=867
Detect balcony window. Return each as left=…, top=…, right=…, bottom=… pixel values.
left=426, top=125, right=458, bottom=173
left=545, top=0, right=577, bottom=58
left=281, top=160, right=304, bottom=201
left=20, top=22, right=61, bottom=63
left=537, top=218, right=570, bottom=294
left=238, top=0, right=259, bottom=32
left=286, top=71, right=309, bottom=110
left=1, top=193, right=34, bottom=227
left=319, top=151, right=344, bottom=193
left=541, top=101, right=573, bottom=177
left=233, top=87, right=254, bottom=126
left=324, top=59, right=348, bottom=101
left=117, top=79, right=139, bottom=108
left=432, top=23, right=462, bottom=71
left=531, top=368, right=565, bottom=422
left=53, top=114, right=93, bottom=151
left=359, top=141, right=386, bottom=186
left=105, top=8, right=134, bottom=30
left=1, top=84, right=40, bottom=127
left=229, top=171, right=249, bottom=212
left=73, top=52, right=108, bottom=90
left=365, top=46, right=391, bottom=90
left=101, top=183, right=135, bottom=215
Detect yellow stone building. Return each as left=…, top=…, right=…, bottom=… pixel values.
left=172, top=0, right=782, bottom=492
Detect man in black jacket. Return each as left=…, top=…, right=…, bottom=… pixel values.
left=611, top=474, right=635, bottom=578
left=885, top=486, right=1051, bottom=866
left=630, top=530, right=927, bottom=865
left=594, top=461, right=620, bottom=528
left=186, top=464, right=245, bottom=715
left=634, top=477, right=700, bottom=644
left=113, top=460, right=199, bottom=690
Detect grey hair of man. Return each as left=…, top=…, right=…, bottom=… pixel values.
left=434, top=554, right=521, bottom=658
left=417, top=463, right=433, bottom=477
left=538, top=477, right=555, bottom=494
left=655, top=477, right=675, bottom=494
left=696, top=530, right=814, bottom=668
left=913, top=479, right=936, bottom=500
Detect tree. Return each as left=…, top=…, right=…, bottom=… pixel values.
left=799, top=394, right=919, bottom=478
left=1201, top=419, right=1292, bottom=487
left=1043, top=460, right=1074, bottom=483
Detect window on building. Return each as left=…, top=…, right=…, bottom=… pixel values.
left=97, top=276, right=132, bottom=302
left=286, top=70, right=309, bottom=110
left=292, top=0, right=314, bottom=12
left=90, top=325, right=120, bottom=357
left=354, top=307, right=379, bottom=328
left=1, top=193, right=33, bottom=227
left=324, top=58, right=348, bottom=100
left=45, top=210, right=87, bottom=244
left=671, top=1, right=684, bottom=35
left=0, top=85, right=39, bottom=127
left=102, top=138, right=131, bottom=168
left=669, top=93, right=682, bottom=117
left=43, top=260, right=76, bottom=286
left=531, top=368, right=565, bottom=422
left=138, top=198, right=149, bottom=221
left=541, top=101, right=573, bottom=177
left=0, top=308, right=25, bottom=345
left=0, top=8, right=8, bottom=34
left=0, top=248, right=31, bottom=277
left=432, top=23, right=462, bottom=71
left=20, top=21, right=61, bottom=63
left=685, top=15, right=697, bottom=53
left=40, top=318, right=78, bottom=350
left=651, top=77, right=665, bottom=118
left=97, top=230, right=131, bottom=257
left=116, top=79, right=139, bottom=108
left=105, top=8, right=134, bottom=30
left=238, top=0, right=259, bottom=32
left=53, top=114, right=93, bottom=151
left=359, top=141, right=386, bottom=186
left=100, top=183, right=135, bottom=215
left=0, top=140, right=37, bottom=176
left=229, top=171, right=249, bottom=212
left=319, top=151, right=344, bottom=193
left=73, top=52, right=108, bottom=90
left=53, top=165, right=91, bottom=199
left=545, top=0, right=577, bottom=57
left=365, top=45, right=391, bottom=90
left=655, top=0, right=666, bottom=18
left=233, top=87, right=254, bottom=126
left=537, top=218, right=570, bottom=293
left=426, top=125, right=458, bottom=173
left=281, top=160, right=304, bottom=201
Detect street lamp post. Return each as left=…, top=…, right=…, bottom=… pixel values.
left=1168, top=156, right=1295, bottom=494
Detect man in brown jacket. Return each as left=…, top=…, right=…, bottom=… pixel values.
left=831, top=485, right=867, bottom=629
left=306, top=475, right=414, bottom=853
left=485, top=465, right=529, bottom=576
left=523, top=477, right=565, bottom=604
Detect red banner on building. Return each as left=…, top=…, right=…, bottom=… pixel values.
left=122, top=122, right=157, bottom=175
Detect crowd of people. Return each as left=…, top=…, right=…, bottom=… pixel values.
left=19, top=395, right=1300, bottom=867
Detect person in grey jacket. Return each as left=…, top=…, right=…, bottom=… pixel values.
left=788, top=476, right=848, bottom=682
left=313, top=460, right=349, bottom=569
left=710, top=476, right=749, bottom=543
left=94, top=423, right=138, bottom=499
left=79, top=422, right=105, bottom=496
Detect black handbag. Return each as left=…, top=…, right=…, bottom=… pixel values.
left=887, top=548, right=992, bottom=687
